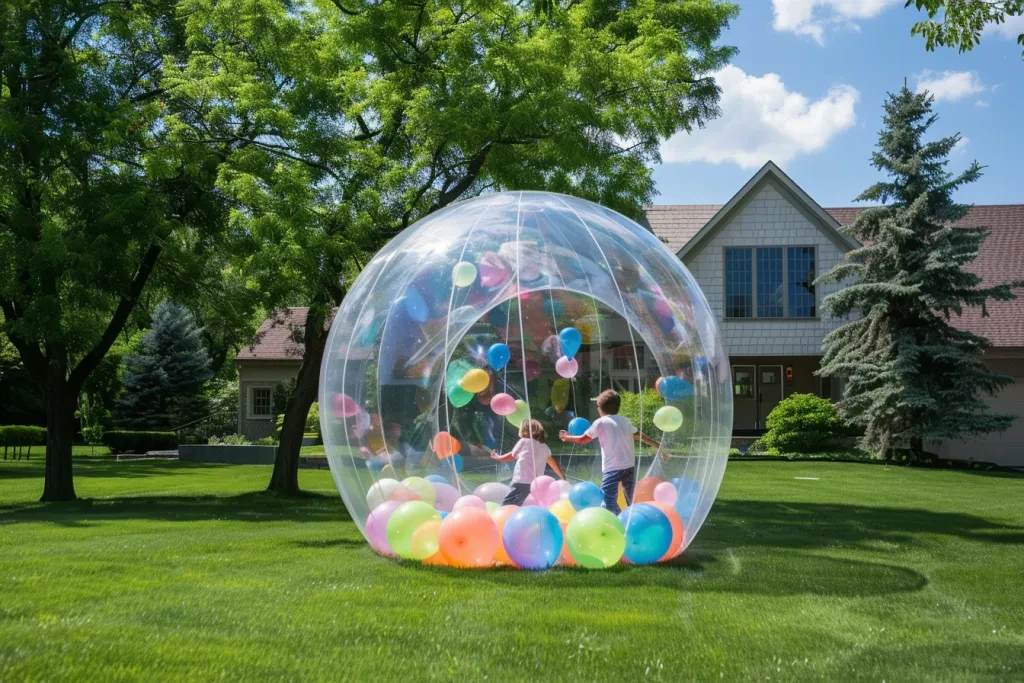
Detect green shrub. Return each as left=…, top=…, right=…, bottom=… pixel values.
left=728, top=447, right=742, bottom=457
left=617, top=389, right=665, bottom=437
left=0, top=425, right=46, bottom=447
left=208, top=434, right=250, bottom=445
left=81, top=425, right=105, bottom=446
left=760, top=393, right=848, bottom=454
left=306, top=402, right=320, bottom=438
left=102, top=430, right=178, bottom=454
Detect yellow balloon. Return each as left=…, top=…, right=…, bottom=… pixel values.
left=459, top=368, right=491, bottom=394
left=548, top=499, right=576, bottom=525
left=653, top=406, right=684, bottom=432
left=617, top=483, right=628, bottom=511
left=506, top=399, right=530, bottom=428
left=551, top=378, right=570, bottom=413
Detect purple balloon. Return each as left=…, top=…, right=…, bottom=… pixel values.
left=365, top=500, right=402, bottom=556
left=502, top=506, right=563, bottom=570
left=432, top=482, right=462, bottom=513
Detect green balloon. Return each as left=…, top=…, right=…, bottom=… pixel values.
left=505, top=399, right=530, bottom=428
left=566, top=507, right=625, bottom=568
left=653, top=405, right=683, bottom=432
left=452, top=261, right=477, bottom=287
left=386, top=501, right=441, bottom=560
left=448, top=385, right=473, bottom=407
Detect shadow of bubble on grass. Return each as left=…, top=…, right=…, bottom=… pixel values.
left=395, top=548, right=928, bottom=598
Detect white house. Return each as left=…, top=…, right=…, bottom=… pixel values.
left=237, top=162, right=1024, bottom=465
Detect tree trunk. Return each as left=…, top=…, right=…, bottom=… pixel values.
left=42, top=367, right=77, bottom=502
left=909, top=435, right=924, bottom=464
left=267, top=313, right=327, bottom=495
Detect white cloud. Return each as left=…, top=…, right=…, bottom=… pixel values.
left=952, top=137, right=969, bottom=154
left=771, top=0, right=901, bottom=44
left=660, top=66, right=859, bottom=170
left=987, top=13, right=1024, bottom=39
left=975, top=100, right=990, bottom=108
left=914, top=70, right=986, bottom=101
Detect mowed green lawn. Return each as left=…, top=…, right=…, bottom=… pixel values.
left=1, top=456, right=1023, bottom=681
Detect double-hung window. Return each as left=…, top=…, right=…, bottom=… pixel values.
left=724, top=246, right=816, bottom=319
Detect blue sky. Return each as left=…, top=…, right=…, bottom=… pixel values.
left=652, top=0, right=1024, bottom=207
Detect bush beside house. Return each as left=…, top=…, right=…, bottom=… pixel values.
left=102, top=431, right=178, bottom=455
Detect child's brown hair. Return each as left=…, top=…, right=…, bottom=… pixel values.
left=596, top=389, right=620, bottom=415
left=520, top=418, right=546, bottom=444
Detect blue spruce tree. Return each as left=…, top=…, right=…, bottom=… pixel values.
left=116, top=301, right=213, bottom=430
left=818, top=87, right=1023, bottom=461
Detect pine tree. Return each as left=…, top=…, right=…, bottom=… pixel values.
left=817, top=86, right=1023, bottom=461
left=115, top=301, right=213, bottom=430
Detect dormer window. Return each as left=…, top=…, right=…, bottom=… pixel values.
left=724, top=246, right=816, bottom=319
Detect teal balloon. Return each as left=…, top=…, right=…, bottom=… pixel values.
left=487, top=343, right=510, bottom=370
left=559, top=327, right=582, bottom=359
left=618, top=504, right=672, bottom=565
left=403, top=287, right=428, bottom=323
left=448, top=385, right=473, bottom=407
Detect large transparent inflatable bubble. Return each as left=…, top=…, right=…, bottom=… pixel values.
left=320, top=192, right=731, bottom=569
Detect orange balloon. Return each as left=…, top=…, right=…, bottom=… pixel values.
left=438, top=508, right=498, bottom=568
left=649, top=501, right=684, bottom=561
left=433, top=431, right=462, bottom=459
left=557, top=522, right=577, bottom=567
left=634, top=477, right=662, bottom=503
left=366, top=429, right=386, bottom=453
left=423, top=551, right=449, bottom=566
left=490, top=505, right=520, bottom=566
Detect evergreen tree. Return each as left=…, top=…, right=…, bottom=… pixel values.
left=817, top=87, right=1023, bottom=461
left=116, top=301, right=213, bottom=430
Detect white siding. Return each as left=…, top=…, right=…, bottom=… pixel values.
left=684, top=180, right=849, bottom=356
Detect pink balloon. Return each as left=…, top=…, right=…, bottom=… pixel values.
left=432, top=482, right=462, bottom=513
left=541, top=335, right=561, bottom=362
left=388, top=487, right=421, bottom=503
left=530, top=475, right=555, bottom=496
left=525, top=358, right=541, bottom=382
left=478, top=253, right=510, bottom=288
left=523, top=494, right=538, bottom=507
left=555, top=479, right=573, bottom=500
left=490, top=393, right=517, bottom=416
left=555, top=356, right=578, bottom=379
left=474, top=482, right=512, bottom=505
left=453, top=495, right=487, bottom=511
left=365, top=501, right=402, bottom=556
left=653, top=481, right=678, bottom=506
left=332, top=393, right=360, bottom=418
left=530, top=476, right=559, bottom=506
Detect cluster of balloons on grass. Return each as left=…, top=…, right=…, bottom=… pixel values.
left=319, top=191, right=732, bottom=571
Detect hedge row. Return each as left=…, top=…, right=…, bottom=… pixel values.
left=0, top=425, right=46, bottom=447
left=102, top=430, right=178, bottom=454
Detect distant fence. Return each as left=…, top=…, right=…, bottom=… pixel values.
left=174, top=411, right=237, bottom=445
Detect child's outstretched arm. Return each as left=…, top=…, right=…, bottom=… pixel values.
left=558, top=430, right=593, bottom=445
left=635, top=433, right=661, bottom=448
left=489, top=449, right=515, bottom=462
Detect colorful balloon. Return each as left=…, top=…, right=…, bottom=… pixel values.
left=425, top=474, right=450, bottom=485
left=547, top=499, right=577, bottom=525
left=648, top=501, right=684, bottom=561
left=433, top=432, right=462, bottom=458
left=550, top=378, right=570, bottom=413
left=448, top=385, right=473, bottom=407
left=634, top=477, right=662, bottom=503
left=653, top=406, right=683, bottom=432
left=388, top=487, right=420, bottom=503
left=453, top=495, right=487, bottom=511
left=490, top=392, right=517, bottom=416
left=411, top=519, right=443, bottom=561
left=501, top=507, right=563, bottom=570
left=653, top=481, right=677, bottom=506
left=474, top=482, right=512, bottom=505
left=559, top=327, right=582, bottom=359
left=402, top=287, right=428, bottom=323
left=478, top=252, right=511, bottom=289
left=555, top=479, right=573, bottom=500
left=565, top=507, right=626, bottom=569
left=491, top=504, right=521, bottom=566
left=438, top=507, right=499, bottom=568
left=387, top=501, right=442, bottom=560
left=452, top=261, right=477, bottom=287
left=569, top=481, right=603, bottom=510
left=505, top=399, right=530, bottom=428
left=432, top=482, right=462, bottom=513
left=657, top=376, right=693, bottom=400
left=365, top=500, right=403, bottom=556
left=555, top=355, right=578, bottom=378
left=567, top=417, right=590, bottom=437
left=401, top=477, right=436, bottom=505
left=618, top=504, right=673, bottom=565
left=366, top=478, right=403, bottom=509
left=460, top=368, right=491, bottom=393
left=487, top=343, right=511, bottom=370
left=332, top=393, right=360, bottom=418
left=541, top=334, right=561, bottom=362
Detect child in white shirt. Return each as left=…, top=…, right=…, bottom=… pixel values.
left=490, top=419, right=551, bottom=506
left=559, top=389, right=661, bottom=514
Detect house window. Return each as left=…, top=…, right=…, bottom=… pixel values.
left=756, top=247, right=783, bottom=317
left=249, top=387, right=273, bottom=419
left=787, top=247, right=816, bottom=318
left=724, top=248, right=753, bottom=318
left=611, top=345, right=643, bottom=371
left=724, top=246, right=817, bottom=319
left=733, top=368, right=754, bottom=398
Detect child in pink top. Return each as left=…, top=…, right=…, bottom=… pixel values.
left=490, top=419, right=551, bottom=506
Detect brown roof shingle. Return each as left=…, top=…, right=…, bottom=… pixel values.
left=237, top=308, right=312, bottom=362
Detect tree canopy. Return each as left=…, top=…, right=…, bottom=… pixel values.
left=817, top=86, right=1022, bottom=459
left=907, top=0, right=1024, bottom=56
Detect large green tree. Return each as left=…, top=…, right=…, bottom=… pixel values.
left=817, top=86, right=1022, bottom=461
left=907, top=0, right=1024, bottom=56
left=0, top=1, right=227, bottom=500
left=174, top=0, right=740, bottom=493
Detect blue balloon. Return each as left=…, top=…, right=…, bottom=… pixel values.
left=568, top=481, right=603, bottom=511
left=451, top=453, right=463, bottom=473
left=618, top=504, right=673, bottom=565
left=567, top=417, right=590, bottom=437
left=501, top=507, right=563, bottom=570
left=425, top=474, right=449, bottom=485
left=487, top=343, right=511, bottom=371
left=559, top=327, right=582, bottom=359
left=674, top=477, right=700, bottom=520
left=403, top=287, right=428, bottom=323
left=439, top=511, right=449, bottom=520
left=658, top=376, right=693, bottom=400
